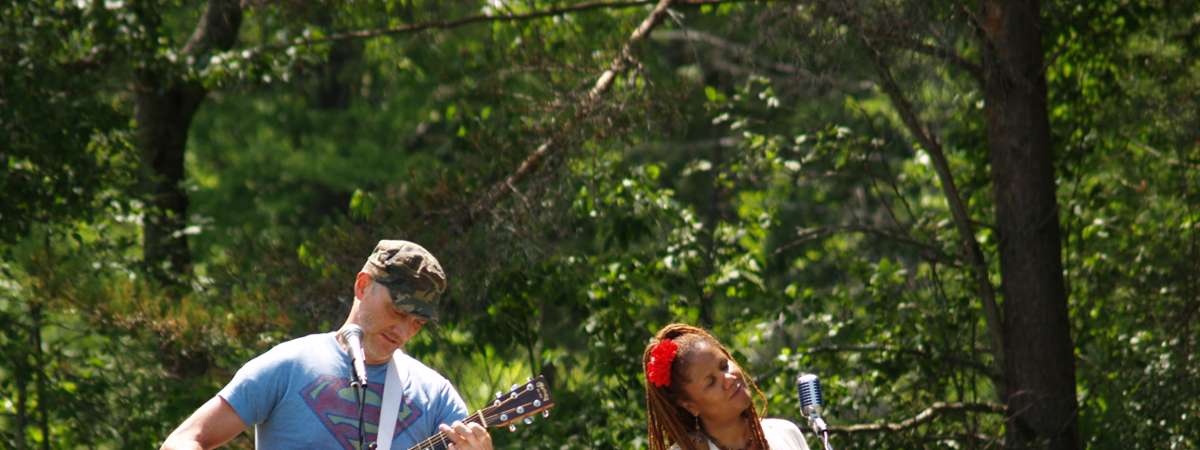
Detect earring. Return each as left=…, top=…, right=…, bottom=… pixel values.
left=693, top=413, right=701, bottom=431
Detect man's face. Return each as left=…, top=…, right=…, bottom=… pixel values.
left=358, top=281, right=428, bottom=364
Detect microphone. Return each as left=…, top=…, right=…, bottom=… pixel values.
left=340, top=325, right=370, bottom=450
left=339, top=325, right=369, bottom=387
left=797, top=373, right=833, bottom=450
left=797, top=373, right=824, bottom=418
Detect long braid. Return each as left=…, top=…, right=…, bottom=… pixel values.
left=742, top=362, right=770, bottom=450
left=644, top=324, right=770, bottom=450
left=645, top=325, right=703, bottom=450
left=745, top=399, right=769, bottom=449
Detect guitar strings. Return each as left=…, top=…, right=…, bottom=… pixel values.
left=411, top=410, right=486, bottom=450
left=409, top=380, right=547, bottom=449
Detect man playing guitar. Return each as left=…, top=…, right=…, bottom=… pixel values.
left=161, top=240, right=492, bottom=450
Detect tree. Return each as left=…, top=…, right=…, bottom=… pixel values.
left=815, top=0, right=1081, bottom=445
left=134, top=0, right=242, bottom=287
left=2, top=1, right=1197, bottom=448
left=979, top=0, right=1080, bottom=447
left=0, top=2, right=134, bottom=245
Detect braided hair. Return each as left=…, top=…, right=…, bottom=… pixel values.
left=644, top=324, right=770, bottom=450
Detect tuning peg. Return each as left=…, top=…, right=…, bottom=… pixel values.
left=533, top=400, right=542, bottom=408
left=500, top=414, right=509, bottom=422
left=542, top=410, right=550, bottom=418
left=495, top=391, right=502, bottom=399
left=508, top=424, right=517, bottom=432
left=511, top=383, right=519, bottom=392
left=526, top=383, right=534, bottom=392
left=516, top=406, right=525, bottom=414
left=523, top=417, right=534, bottom=425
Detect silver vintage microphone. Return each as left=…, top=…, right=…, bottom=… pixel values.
left=339, top=325, right=369, bottom=388
left=797, top=373, right=833, bottom=450
left=339, top=324, right=370, bottom=450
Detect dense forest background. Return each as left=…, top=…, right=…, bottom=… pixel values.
left=2, top=0, right=1198, bottom=448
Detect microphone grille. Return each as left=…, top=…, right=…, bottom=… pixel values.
left=797, top=373, right=823, bottom=408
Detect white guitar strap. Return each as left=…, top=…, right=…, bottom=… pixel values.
left=374, top=350, right=405, bottom=450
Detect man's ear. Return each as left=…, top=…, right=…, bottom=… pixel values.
left=354, top=272, right=373, bottom=301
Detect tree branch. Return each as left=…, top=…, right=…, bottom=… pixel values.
left=828, top=401, right=1006, bottom=434
left=805, top=343, right=993, bottom=376
left=813, top=3, right=1005, bottom=391
left=858, top=38, right=1006, bottom=393
left=245, top=0, right=744, bottom=56
left=654, top=29, right=813, bottom=78
left=808, top=1, right=983, bottom=84
left=461, top=0, right=677, bottom=228
left=182, top=0, right=243, bottom=56
left=897, top=38, right=984, bottom=84
left=653, top=29, right=872, bottom=91
left=772, top=224, right=961, bottom=267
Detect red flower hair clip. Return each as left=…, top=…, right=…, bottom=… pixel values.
left=646, top=339, right=679, bottom=388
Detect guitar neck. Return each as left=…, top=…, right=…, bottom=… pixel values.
left=406, top=411, right=487, bottom=450
left=403, top=375, right=553, bottom=449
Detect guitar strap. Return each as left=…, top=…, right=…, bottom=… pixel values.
left=374, top=350, right=405, bottom=450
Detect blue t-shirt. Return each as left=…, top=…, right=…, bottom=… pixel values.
left=218, top=332, right=468, bottom=450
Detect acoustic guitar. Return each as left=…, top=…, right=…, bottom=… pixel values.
left=404, top=375, right=555, bottom=450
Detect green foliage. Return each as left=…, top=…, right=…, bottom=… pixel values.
left=2, top=0, right=1198, bottom=449
left=0, top=2, right=138, bottom=245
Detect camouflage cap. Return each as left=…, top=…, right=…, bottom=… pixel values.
left=361, top=240, right=447, bottom=321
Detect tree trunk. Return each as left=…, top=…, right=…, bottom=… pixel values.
left=698, top=137, right=723, bottom=329
left=134, top=0, right=242, bottom=287
left=313, top=39, right=363, bottom=110
left=135, top=77, right=202, bottom=286
left=31, top=301, right=48, bottom=450
left=310, top=8, right=363, bottom=110
left=14, top=320, right=28, bottom=450
left=979, top=0, right=1080, bottom=448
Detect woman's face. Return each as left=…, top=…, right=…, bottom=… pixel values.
left=676, top=340, right=752, bottom=422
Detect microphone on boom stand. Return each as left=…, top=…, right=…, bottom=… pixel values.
left=797, top=373, right=834, bottom=450
left=340, top=325, right=370, bottom=450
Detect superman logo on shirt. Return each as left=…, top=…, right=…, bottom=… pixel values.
left=301, top=375, right=422, bottom=450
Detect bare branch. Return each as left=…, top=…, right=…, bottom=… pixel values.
left=828, top=401, right=1006, bottom=434
left=182, top=0, right=243, bottom=57
left=655, top=29, right=818, bottom=77
left=653, top=29, right=872, bottom=91
left=896, top=38, right=984, bottom=84
left=805, top=343, right=993, bottom=376
left=244, top=0, right=747, bottom=56
left=815, top=3, right=1005, bottom=391
left=462, top=0, right=677, bottom=228
left=859, top=40, right=1006, bottom=392
left=807, top=1, right=982, bottom=84
left=772, top=224, right=960, bottom=267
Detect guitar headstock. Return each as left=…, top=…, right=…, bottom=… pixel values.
left=480, top=375, right=555, bottom=431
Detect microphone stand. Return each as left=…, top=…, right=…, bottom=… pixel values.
left=342, top=326, right=372, bottom=449
left=797, top=373, right=834, bottom=450
left=802, top=410, right=833, bottom=450
left=352, top=372, right=368, bottom=450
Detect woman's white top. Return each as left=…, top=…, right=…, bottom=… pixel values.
left=671, top=418, right=811, bottom=450
left=759, top=418, right=811, bottom=450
